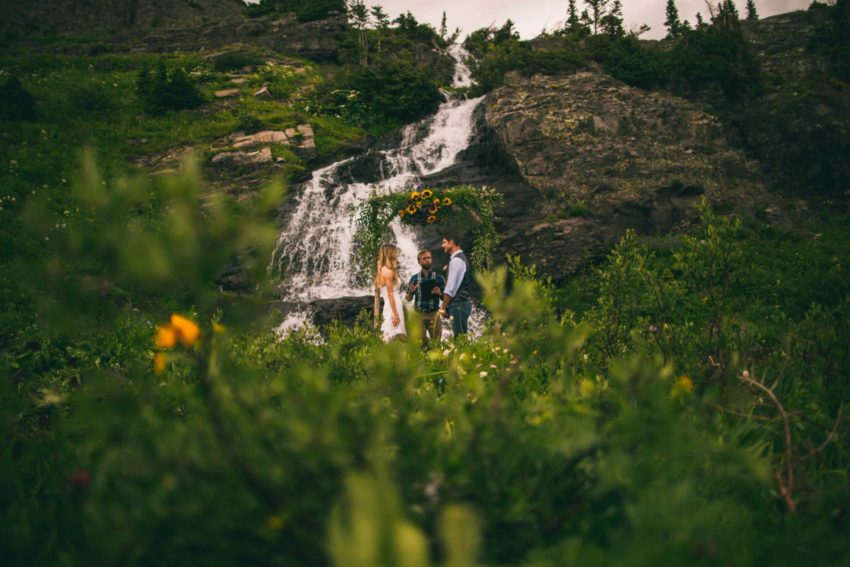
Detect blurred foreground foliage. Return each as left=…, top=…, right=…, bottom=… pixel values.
left=1, top=160, right=849, bottom=566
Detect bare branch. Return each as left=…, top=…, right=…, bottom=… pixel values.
left=799, top=402, right=845, bottom=463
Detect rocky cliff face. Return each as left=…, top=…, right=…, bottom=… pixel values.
left=0, top=0, right=245, bottom=35
left=477, top=71, right=772, bottom=280
left=0, top=1, right=346, bottom=61
left=734, top=8, right=850, bottom=196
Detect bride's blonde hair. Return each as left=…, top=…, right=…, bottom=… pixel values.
left=374, top=244, right=399, bottom=288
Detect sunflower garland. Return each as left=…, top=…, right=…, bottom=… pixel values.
left=355, top=184, right=503, bottom=281
left=398, top=188, right=454, bottom=225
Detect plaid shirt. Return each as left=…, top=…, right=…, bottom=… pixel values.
left=407, top=271, right=445, bottom=313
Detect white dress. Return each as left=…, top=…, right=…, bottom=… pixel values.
left=380, top=285, right=407, bottom=341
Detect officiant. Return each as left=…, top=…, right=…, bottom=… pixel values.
left=405, top=249, right=446, bottom=345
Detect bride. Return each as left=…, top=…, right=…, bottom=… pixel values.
left=375, top=244, right=407, bottom=342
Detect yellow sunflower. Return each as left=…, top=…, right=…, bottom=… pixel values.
left=410, top=191, right=420, bottom=200
left=421, top=189, right=433, bottom=198
left=433, top=198, right=441, bottom=204
left=428, top=206, right=439, bottom=214
left=406, top=205, right=417, bottom=214
left=426, top=215, right=437, bottom=223
left=442, top=197, right=452, bottom=206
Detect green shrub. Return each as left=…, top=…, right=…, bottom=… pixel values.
left=0, top=74, right=37, bottom=121
left=210, top=50, right=265, bottom=72
left=67, top=83, right=115, bottom=114
left=136, top=62, right=204, bottom=115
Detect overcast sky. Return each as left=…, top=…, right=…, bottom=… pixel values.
left=366, top=0, right=810, bottom=40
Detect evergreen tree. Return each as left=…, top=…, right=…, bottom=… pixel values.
left=348, top=0, right=370, bottom=66
left=440, top=11, right=448, bottom=39
left=696, top=11, right=705, bottom=28
left=494, top=19, right=519, bottom=43
left=0, top=73, right=37, bottom=121
left=586, top=0, right=606, bottom=34
left=371, top=5, right=389, bottom=64
left=566, top=0, right=580, bottom=31
left=745, top=0, right=758, bottom=21
left=601, top=0, right=625, bottom=36
left=665, top=0, right=682, bottom=37
left=580, top=9, right=593, bottom=31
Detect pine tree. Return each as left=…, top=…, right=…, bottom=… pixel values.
left=586, top=0, right=606, bottom=34
left=348, top=0, right=370, bottom=66
left=566, top=0, right=580, bottom=31
left=745, top=0, right=758, bottom=21
left=696, top=11, right=705, bottom=28
left=371, top=5, right=389, bottom=64
left=665, top=0, right=682, bottom=38
left=601, top=0, right=624, bottom=36
left=440, top=11, right=448, bottom=39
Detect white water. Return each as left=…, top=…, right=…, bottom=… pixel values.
left=272, top=47, right=483, bottom=334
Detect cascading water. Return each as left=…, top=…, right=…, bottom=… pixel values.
left=272, top=47, right=483, bottom=333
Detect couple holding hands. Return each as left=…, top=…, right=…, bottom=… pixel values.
left=375, top=232, right=473, bottom=343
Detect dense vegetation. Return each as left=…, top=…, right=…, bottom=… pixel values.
left=463, top=1, right=761, bottom=99
left=2, top=160, right=848, bottom=564
left=1, top=1, right=850, bottom=565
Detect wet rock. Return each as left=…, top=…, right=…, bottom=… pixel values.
left=277, top=296, right=374, bottom=329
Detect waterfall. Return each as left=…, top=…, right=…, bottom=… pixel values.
left=273, top=47, right=481, bottom=331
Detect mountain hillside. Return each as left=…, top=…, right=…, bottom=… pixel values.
left=0, top=0, right=246, bottom=35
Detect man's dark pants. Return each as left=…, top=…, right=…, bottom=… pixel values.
left=448, top=300, right=472, bottom=337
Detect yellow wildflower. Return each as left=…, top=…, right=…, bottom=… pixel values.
left=398, top=209, right=405, bottom=218
left=266, top=515, right=285, bottom=531
left=170, top=314, right=201, bottom=347
left=153, top=352, right=168, bottom=374
left=442, top=197, right=452, bottom=206
left=155, top=325, right=177, bottom=349
left=676, top=375, right=694, bottom=393
left=433, top=198, right=441, bottom=204
left=427, top=215, right=437, bottom=223
left=421, top=189, right=433, bottom=198
left=410, top=191, right=420, bottom=200
left=428, top=206, right=439, bottom=214
left=406, top=204, right=417, bottom=214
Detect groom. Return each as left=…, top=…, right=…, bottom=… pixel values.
left=438, top=231, right=472, bottom=338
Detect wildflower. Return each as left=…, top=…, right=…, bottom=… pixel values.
left=155, top=325, right=177, bottom=348
left=410, top=191, right=420, bottom=200
left=442, top=197, right=452, bottom=206
left=69, top=468, right=92, bottom=491
left=398, top=209, right=405, bottom=218
left=427, top=215, right=437, bottom=223
left=266, top=515, right=284, bottom=531
left=433, top=198, right=441, bottom=204
left=153, top=352, right=168, bottom=374
left=406, top=205, right=417, bottom=214
left=170, top=314, right=201, bottom=347
left=676, top=375, right=694, bottom=393
left=428, top=206, right=439, bottom=214
left=421, top=189, right=433, bottom=198
left=479, top=371, right=488, bottom=378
